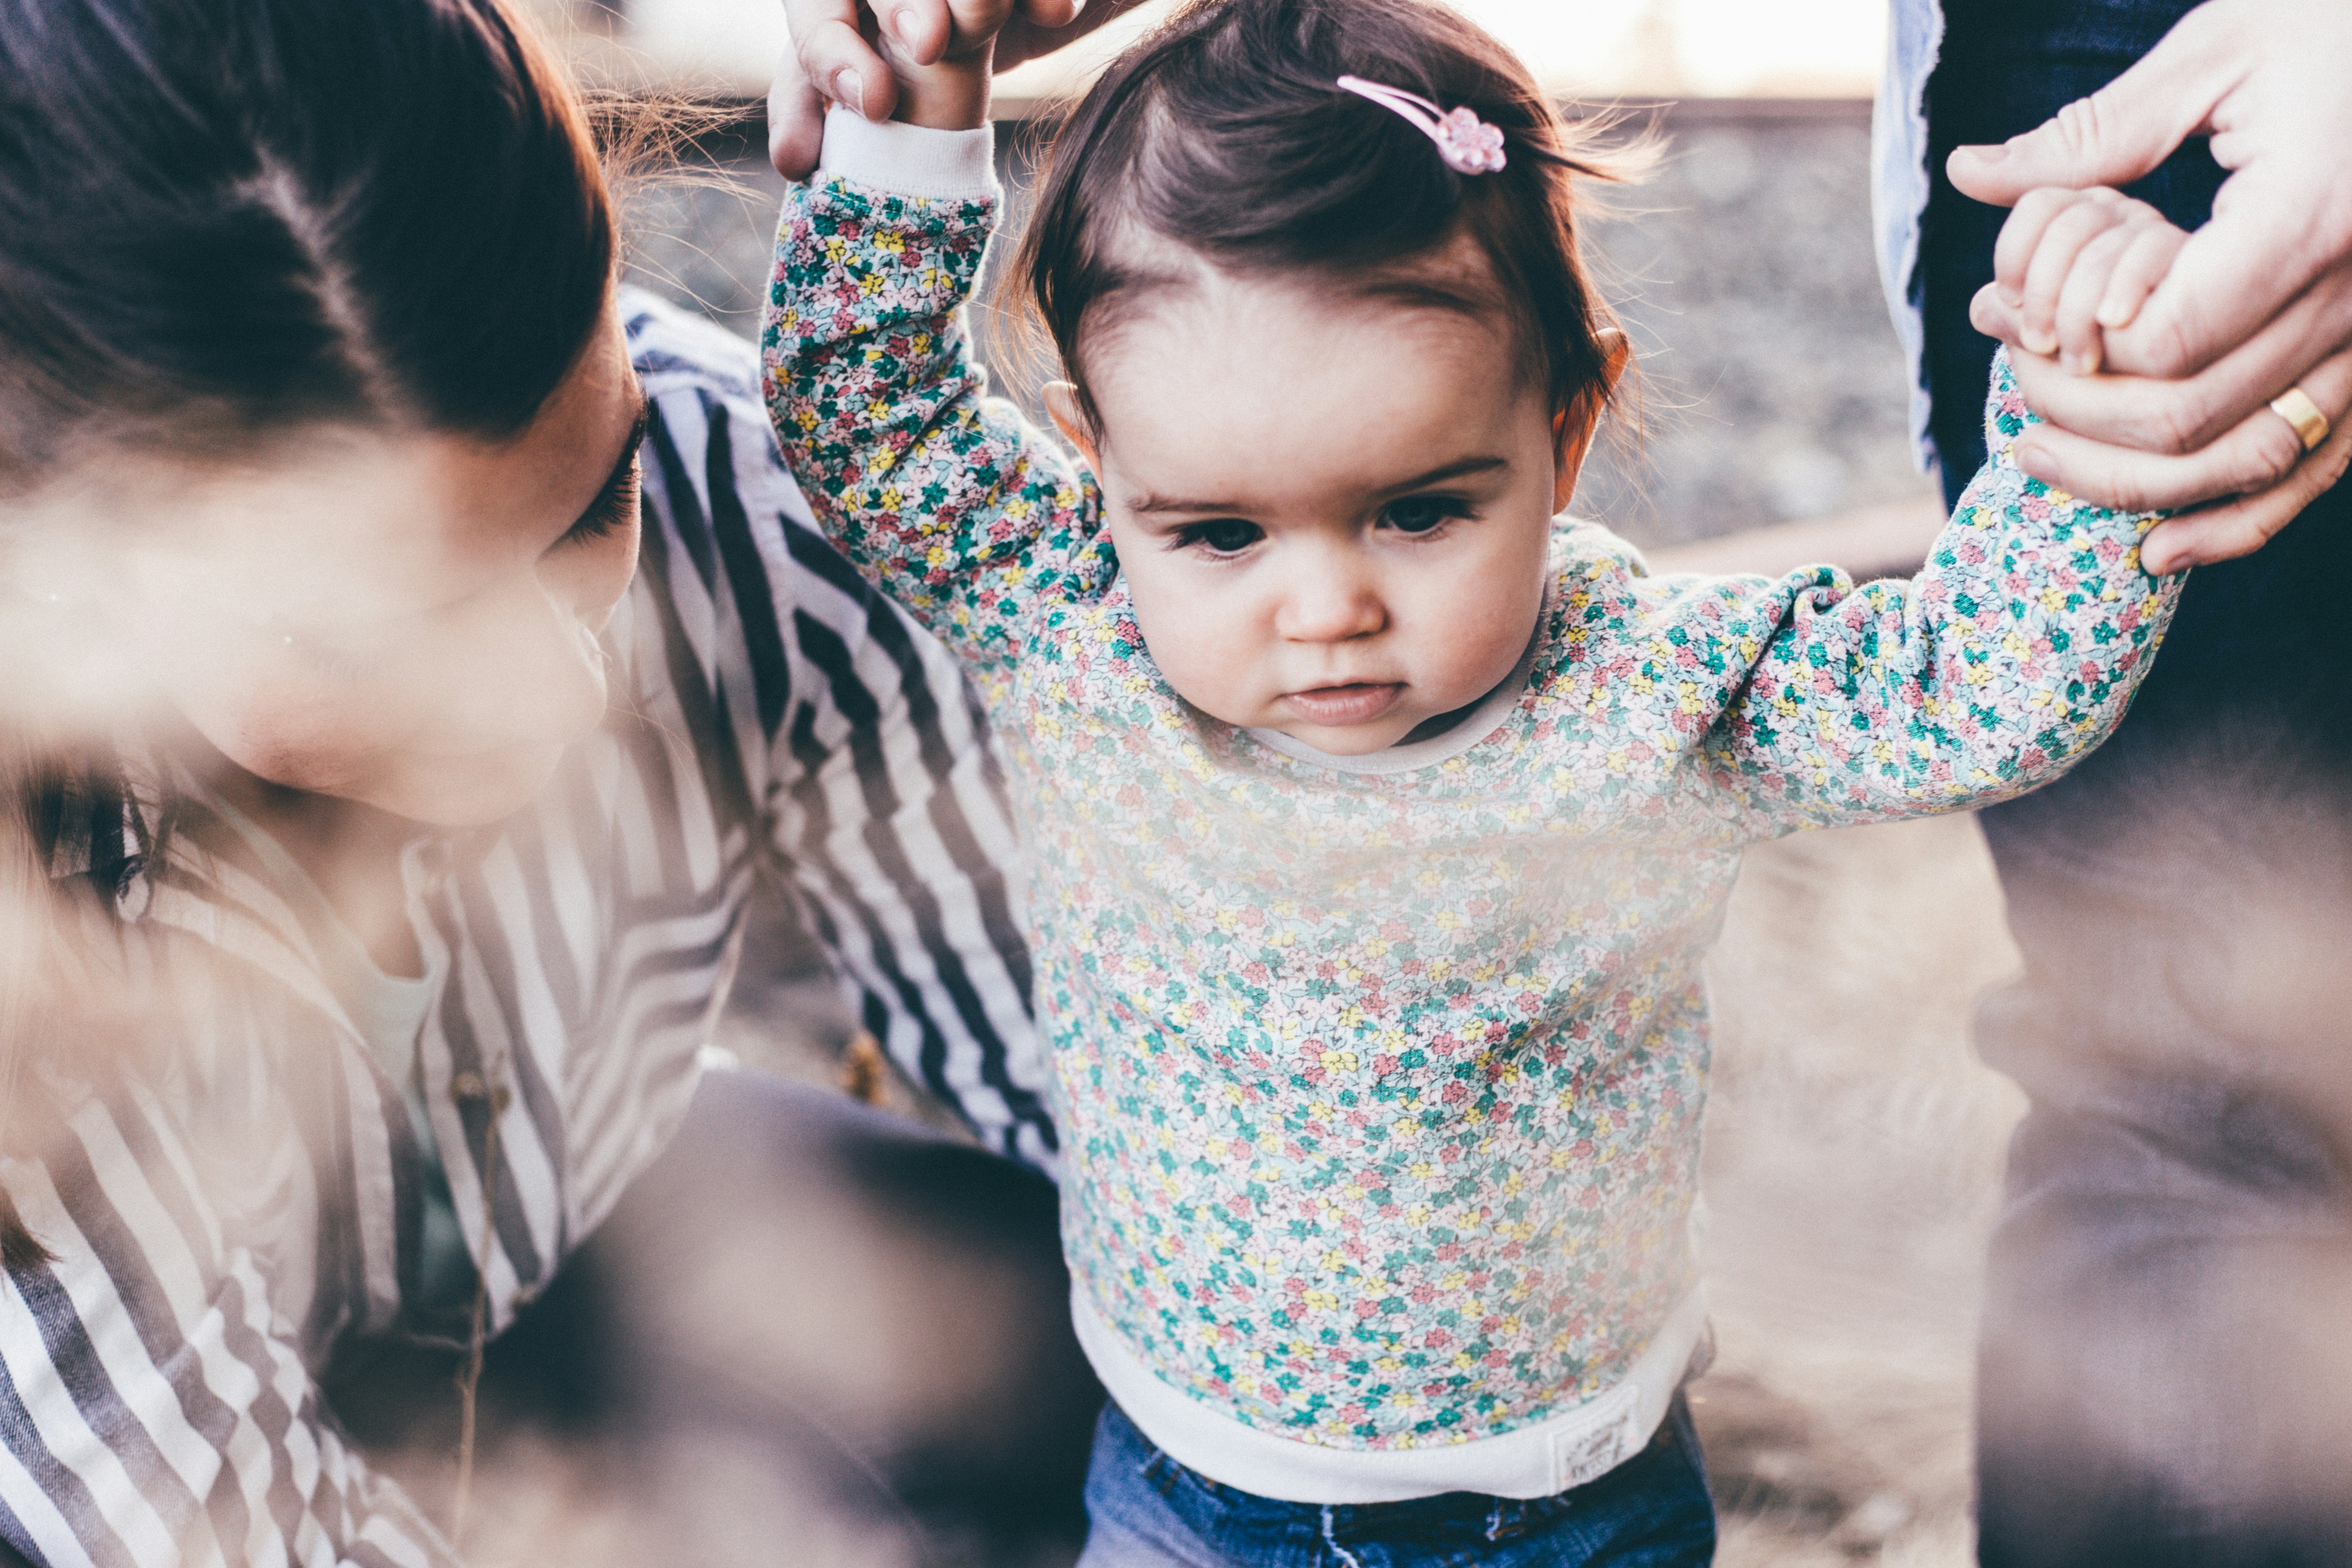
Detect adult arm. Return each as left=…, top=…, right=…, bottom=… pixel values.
left=1945, top=0, right=2352, bottom=567
left=761, top=115, right=1112, bottom=698
left=628, top=303, right=1057, bottom=1170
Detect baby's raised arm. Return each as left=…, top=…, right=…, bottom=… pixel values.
left=761, top=2, right=1109, bottom=704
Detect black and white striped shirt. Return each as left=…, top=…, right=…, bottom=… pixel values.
left=0, top=292, right=1052, bottom=1568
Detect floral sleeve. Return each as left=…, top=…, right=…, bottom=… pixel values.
left=1603, top=352, right=2185, bottom=834
left=760, top=164, right=1110, bottom=706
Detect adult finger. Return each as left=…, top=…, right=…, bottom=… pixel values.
left=768, top=43, right=827, bottom=179
left=1012, top=0, right=1084, bottom=28
left=789, top=2, right=899, bottom=124
left=2006, top=398, right=2304, bottom=511
left=2139, top=412, right=2352, bottom=572
left=2006, top=343, right=2352, bottom=511
left=2055, top=226, right=2137, bottom=374
left=872, top=0, right=953, bottom=65
left=1946, top=1, right=2239, bottom=204
left=2105, top=156, right=2352, bottom=379
left=2056, top=3, right=2352, bottom=377
left=996, top=0, right=1130, bottom=72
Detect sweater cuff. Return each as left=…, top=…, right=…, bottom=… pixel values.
left=817, top=107, right=997, bottom=200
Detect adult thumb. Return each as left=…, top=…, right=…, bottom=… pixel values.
left=1945, top=3, right=2243, bottom=206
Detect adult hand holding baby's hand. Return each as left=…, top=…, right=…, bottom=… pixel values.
left=1948, top=0, right=2352, bottom=571
left=771, top=0, right=1130, bottom=177
left=1979, top=183, right=2352, bottom=567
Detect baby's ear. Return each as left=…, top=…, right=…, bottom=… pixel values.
left=1043, top=382, right=1101, bottom=471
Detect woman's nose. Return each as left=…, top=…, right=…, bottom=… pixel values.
left=1273, top=563, right=1388, bottom=644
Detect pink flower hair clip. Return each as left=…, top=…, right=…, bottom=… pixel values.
left=1335, top=74, right=1507, bottom=175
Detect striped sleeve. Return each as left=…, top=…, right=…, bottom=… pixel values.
left=0, top=1082, right=452, bottom=1568
left=626, top=298, right=1058, bottom=1172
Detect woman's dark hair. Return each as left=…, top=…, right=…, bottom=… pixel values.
left=0, top=0, right=616, bottom=488
left=1014, top=0, right=1638, bottom=435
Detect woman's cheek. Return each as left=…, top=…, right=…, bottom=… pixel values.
left=540, top=511, right=642, bottom=636
left=183, top=683, right=391, bottom=798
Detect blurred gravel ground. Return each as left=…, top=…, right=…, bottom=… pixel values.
left=623, top=104, right=2011, bottom=1567
left=1695, top=818, right=2021, bottom=1567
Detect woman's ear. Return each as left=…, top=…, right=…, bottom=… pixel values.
left=1552, top=328, right=1631, bottom=514
left=1043, top=382, right=1101, bottom=472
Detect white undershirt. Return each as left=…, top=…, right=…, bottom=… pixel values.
left=1073, top=1285, right=1709, bottom=1503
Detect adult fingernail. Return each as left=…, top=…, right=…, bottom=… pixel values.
left=2095, top=300, right=2135, bottom=329
left=2015, top=441, right=2059, bottom=483
left=2023, top=328, right=2058, bottom=357
left=833, top=67, right=865, bottom=115
left=1959, top=142, right=2011, bottom=165
left=892, top=8, right=917, bottom=43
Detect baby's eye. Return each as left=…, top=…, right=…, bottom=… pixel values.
left=1176, top=518, right=1265, bottom=555
left=1380, top=496, right=1472, bottom=535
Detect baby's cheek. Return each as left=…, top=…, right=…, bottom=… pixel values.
left=1125, top=580, right=1262, bottom=726
left=1419, top=557, right=1544, bottom=695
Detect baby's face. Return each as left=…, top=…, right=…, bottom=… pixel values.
left=1064, top=263, right=1579, bottom=756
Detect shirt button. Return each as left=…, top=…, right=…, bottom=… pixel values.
left=450, top=1070, right=488, bottom=1101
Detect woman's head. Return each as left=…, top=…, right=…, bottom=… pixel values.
left=0, top=0, right=643, bottom=824
left=1016, top=0, right=1634, bottom=754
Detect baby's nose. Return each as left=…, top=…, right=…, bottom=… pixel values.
left=1274, top=570, right=1389, bottom=643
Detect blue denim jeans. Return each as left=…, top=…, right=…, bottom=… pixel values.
left=1074, top=1399, right=1715, bottom=1568
left=1921, top=4, right=2352, bottom=1563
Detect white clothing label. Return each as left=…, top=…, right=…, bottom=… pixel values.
left=1550, top=1380, right=1644, bottom=1490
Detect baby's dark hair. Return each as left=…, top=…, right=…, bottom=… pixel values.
left=1014, top=0, right=1637, bottom=437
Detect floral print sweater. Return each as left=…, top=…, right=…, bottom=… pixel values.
left=762, top=120, right=2179, bottom=1486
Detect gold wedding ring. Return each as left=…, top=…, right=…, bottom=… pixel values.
left=2270, top=385, right=2331, bottom=453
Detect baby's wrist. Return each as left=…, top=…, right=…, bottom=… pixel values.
left=888, top=42, right=993, bottom=132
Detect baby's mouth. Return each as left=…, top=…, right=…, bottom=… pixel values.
left=1282, top=682, right=1405, bottom=726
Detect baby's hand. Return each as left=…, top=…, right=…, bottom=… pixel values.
left=874, top=0, right=1025, bottom=130
left=1982, top=187, right=2190, bottom=375
left=772, top=0, right=1082, bottom=168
